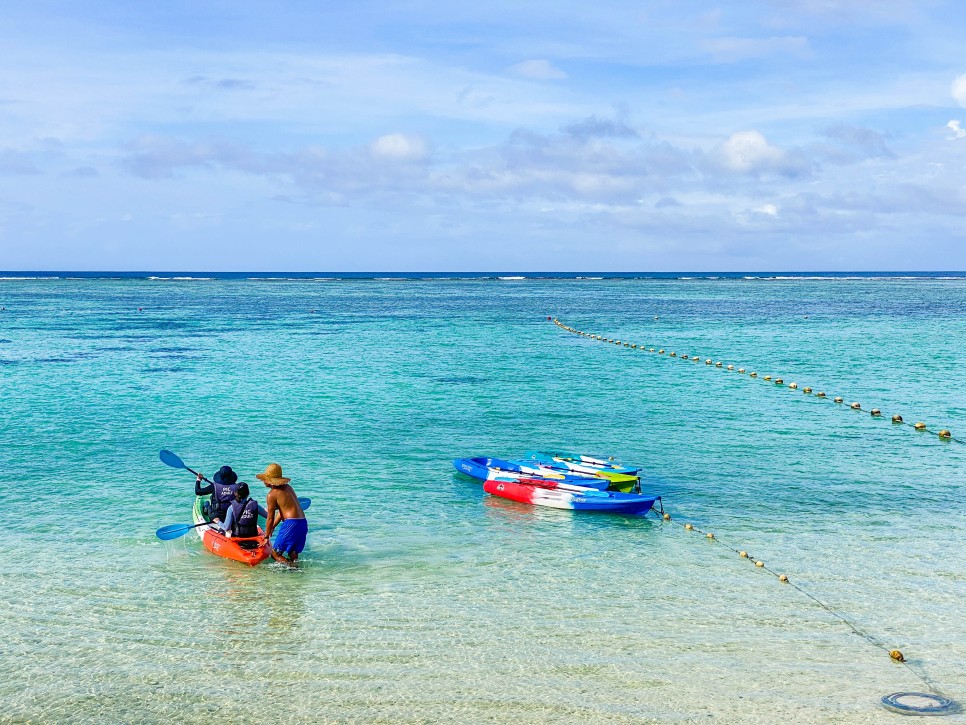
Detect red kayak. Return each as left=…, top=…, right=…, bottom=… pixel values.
left=192, top=496, right=270, bottom=566
left=482, top=477, right=658, bottom=514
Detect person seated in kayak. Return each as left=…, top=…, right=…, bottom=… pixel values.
left=194, top=465, right=238, bottom=523
left=257, top=463, right=308, bottom=567
left=221, top=483, right=269, bottom=541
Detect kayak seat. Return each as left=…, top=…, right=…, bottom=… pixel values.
left=235, top=539, right=261, bottom=550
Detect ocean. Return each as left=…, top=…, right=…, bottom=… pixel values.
left=1, top=274, right=964, bottom=723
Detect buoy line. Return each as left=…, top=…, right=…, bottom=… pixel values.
left=649, top=501, right=955, bottom=713
left=551, top=318, right=962, bottom=446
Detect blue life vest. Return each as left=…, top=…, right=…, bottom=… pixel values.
left=230, top=497, right=259, bottom=538
left=210, top=480, right=237, bottom=520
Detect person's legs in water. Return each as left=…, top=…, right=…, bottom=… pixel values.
left=270, top=519, right=307, bottom=566
left=267, top=542, right=295, bottom=567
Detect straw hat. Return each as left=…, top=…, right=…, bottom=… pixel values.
left=255, top=462, right=291, bottom=486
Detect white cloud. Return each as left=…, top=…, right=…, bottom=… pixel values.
left=952, top=75, right=966, bottom=107
left=506, top=59, right=567, bottom=80
left=710, top=130, right=789, bottom=174
left=757, top=203, right=779, bottom=216
left=368, top=133, right=429, bottom=162
left=947, top=120, right=966, bottom=140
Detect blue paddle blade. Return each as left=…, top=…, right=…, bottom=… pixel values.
left=298, top=497, right=311, bottom=510
left=155, top=523, right=193, bottom=540
left=159, top=450, right=186, bottom=469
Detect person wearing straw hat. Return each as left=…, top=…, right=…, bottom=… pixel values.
left=257, top=463, right=308, bottom=566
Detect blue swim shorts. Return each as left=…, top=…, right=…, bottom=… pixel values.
left=272, top=518, right=308, bottom=555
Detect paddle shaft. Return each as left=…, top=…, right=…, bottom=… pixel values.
left=186, top=520, right=216, bottom=531
left=187, top=467, right=212, bottom=484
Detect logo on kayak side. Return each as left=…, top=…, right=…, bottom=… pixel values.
left=496, top=483, right=505, bottom=491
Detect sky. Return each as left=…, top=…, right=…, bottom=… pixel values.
left=2, top=0, right=966, bottom=271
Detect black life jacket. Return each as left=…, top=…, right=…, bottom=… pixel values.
left=210, top=480, right=237, bottom=520
left=230, top=497, right=259, bottom=538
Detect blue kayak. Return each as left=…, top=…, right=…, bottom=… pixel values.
left=452, top=457, right=611, bottom=491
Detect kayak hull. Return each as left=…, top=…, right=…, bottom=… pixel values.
left=453, top=457, right=610, bottom=490
left=482, top=479, right=657, bottom=515
left=192, top=496, right=270, bottom=567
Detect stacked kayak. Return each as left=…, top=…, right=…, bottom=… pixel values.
left=191, top=496, right=270, bottom=566
left=454, top=452, right=658, bottom=515
left=453, top=457, right=610, bottom=490
left=524, top=450, right=639, bottom=476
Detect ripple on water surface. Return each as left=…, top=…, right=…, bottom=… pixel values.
left=0, top=276, right=964, bottom=723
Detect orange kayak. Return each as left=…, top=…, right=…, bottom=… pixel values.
left=192, top=496, right=270, bottom=566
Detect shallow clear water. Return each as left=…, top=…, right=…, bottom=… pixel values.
left=1, top=277, right=964, bottom=723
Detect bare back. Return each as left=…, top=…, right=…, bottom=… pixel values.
left=266, top=483, right=305, bottom=521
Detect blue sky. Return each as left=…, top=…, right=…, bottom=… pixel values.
left=2, top=0, right=966, bottom=271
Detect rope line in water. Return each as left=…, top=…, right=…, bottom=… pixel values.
left=649, top=502, right=945, bottom=697
left=552, top=318, right=962, bottom=445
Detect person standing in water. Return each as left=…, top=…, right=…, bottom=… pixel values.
left=256, top=463, right=308, bottom=566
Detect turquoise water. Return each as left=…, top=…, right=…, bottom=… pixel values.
left=1, top=277, right=964, bottom=723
